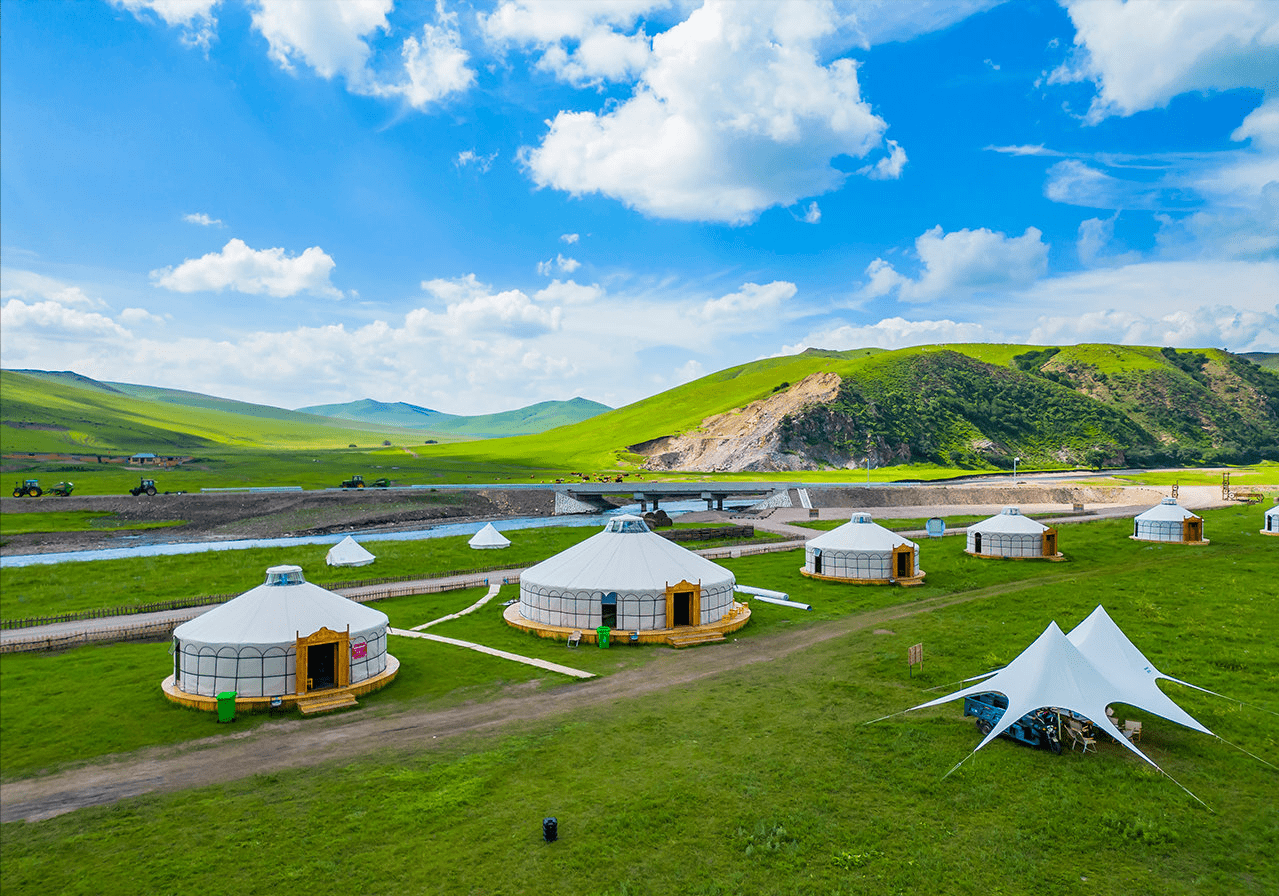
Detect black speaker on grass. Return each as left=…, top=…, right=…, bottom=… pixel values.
left=543, top=817, right=558, bottom=842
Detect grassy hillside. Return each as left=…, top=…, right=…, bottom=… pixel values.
left=300, top=396, right=610, bottom=437
left=0, top=370, right=423, bottom=453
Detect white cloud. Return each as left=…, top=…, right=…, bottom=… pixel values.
left=371, top=15, right=476, bottom=109
left=151, top=238, right=342, bottom=298
left=481, top=0, right=660, bottom=85
left=800, top=201, right=822, bottom=224
left=1, top=298, right=131, bottom=347
left=113, top=0, right=219, bottom=50
left=1076, top=212, right=1140, bottom=267
left=674, top=358, right=706, bottom=384
left=120, top=307, right=166, bottom=325
left=986, top=144, right=1063, bottom=157
left=537, top=254, right=581, bottom=276
left=251, top=0, right=473, bottom=109
left=779, top=317, right=992, bottom=355
left=535, top=279, right=601, bottom=305
left=1031, top=306, right=1279, bottom=353
left=560, top=233, right=580, bottom=244
left=520, top=1, right=890, bottom=223
left=1052, top=0, right=1279, bottom=122
left=183, top=212, right=223, bottom=226
left=0, top=269, right=105, bottom=310
left=864, top=226, right=1049, bottom=302
left=857, top=138, right=908, bottom=180
left=699, top=281, right=797, bottom=320
left=418, top=275, right=561, bottom=336
left=455, top=149, right=498, bottom=172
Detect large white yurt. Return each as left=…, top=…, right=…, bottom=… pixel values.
left=801, top=513, right=924, bottom=585
left=966, top=507, right=1061, bottom=559
left=506, top=515, right=744, bottom=641
left=326, top=535, right=375, bottom=567
left=165, top=565, right=396, bottom=710
left=469, top=522, right=511, bottom=550
left=1261, top=504, right=1279, bottom=536
left=1131, top=497, right=1207, bottom=544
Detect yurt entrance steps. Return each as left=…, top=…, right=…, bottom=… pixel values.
left=666, top=631, right=725, bottom=648
left=296, top=691, right=359, bottom=715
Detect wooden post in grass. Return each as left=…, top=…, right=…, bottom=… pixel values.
left=908, top=643, right=923, bottom=677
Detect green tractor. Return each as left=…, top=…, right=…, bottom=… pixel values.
left=340, top=474, right=366, bottom=489
left=12, top=479, right=42, bottom=498
left=129, top=477, right=158, bottom=497
left=48, top=481, right=75, bottom=497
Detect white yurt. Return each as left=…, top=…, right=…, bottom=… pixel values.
left=966, top=507, right=1061, bottom=559
left=801, top=513, right=924, bottom=584
left=326, top=535, right=376, bottom=567
left=1131, top=497, right=1207, bottom=544
left=509, top=515, right=740, bottom=638
left=167, top=565, right=394, bottom=707
left=1261, top=504, right=1279, bottom=536
left=469, top=522, right=511, bottom=550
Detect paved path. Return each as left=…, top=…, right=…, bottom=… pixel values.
left=390, top=628, right=595, bottom=679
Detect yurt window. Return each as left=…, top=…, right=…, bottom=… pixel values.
left=266, top=567, right=304, bottom=586
left=601, top=592, right=618, bottom=627
left=607, top=518, right=650, bottom=534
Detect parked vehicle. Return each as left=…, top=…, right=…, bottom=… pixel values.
left=340, top=475, right=366, bottom=489
left=370, top=477, right=391, bottom=488
left=48, top=481, right=75, bottom=496
left=963, top=692, right=1062, bottom=754
left=12, top=479, right=42, bottom=498
left=129, top=477, right=158, bottom=496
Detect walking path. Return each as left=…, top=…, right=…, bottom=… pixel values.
left=391, top=628, right=595, bottom=679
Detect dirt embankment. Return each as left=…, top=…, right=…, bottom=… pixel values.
left=0, top=488, right=556, bottom=555
left=633, top=372, right=842, bottom=472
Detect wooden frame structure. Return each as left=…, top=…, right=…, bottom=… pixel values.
left=295, top=626, right=350, bottom=694
left=664, top=579, right=701, bottom=628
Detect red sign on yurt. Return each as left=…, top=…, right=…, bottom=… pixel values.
left=352, top=641, right=367, bottom=659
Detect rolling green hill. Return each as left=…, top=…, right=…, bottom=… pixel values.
left=298, top=396, right=610, bottom=437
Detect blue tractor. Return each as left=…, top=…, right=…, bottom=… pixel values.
left=963, top=692, right=1062, bottom=754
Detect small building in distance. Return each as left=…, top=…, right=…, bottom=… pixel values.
left=164, top=565, right=397, bottom=713
left=326, top=535, right=376, bottom=567
left=1131, top=498, right=1208, bottom=545
left=504, top=515, right=748, bottom=645
left=1263, top=503, right=1279, bottom=536
left=801, top=513, right=924, bottom=585
left=966, top=507, right=1063, bottom=560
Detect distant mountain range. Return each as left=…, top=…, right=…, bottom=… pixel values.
left=296, top=397, right=610, bottom=437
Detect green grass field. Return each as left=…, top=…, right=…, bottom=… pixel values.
left=1, top=504, right=1276, bottom=895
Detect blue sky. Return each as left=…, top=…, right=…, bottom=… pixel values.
left=2, top=0, right=1276, bottom=414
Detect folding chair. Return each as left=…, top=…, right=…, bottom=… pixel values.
left=1123, top=720, right=1142, bottom=742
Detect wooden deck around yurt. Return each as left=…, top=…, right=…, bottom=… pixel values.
left=161, top=655, right=399, bottom=714
left=503, top=601, right=750, bottom=647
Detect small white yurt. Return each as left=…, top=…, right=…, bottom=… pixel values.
left=1261, top=504, right=1279, bottom=536
left=510, top=515, right=739, bottom=637
left=326, top=535, right=376, bottom=567
left=801, top=513, right=924, bottom=584
left=167, top=565, right=394, bottom=707
left=1131, top=497, right=1207, bottom=544
left=966, top=507, right=1061, bottom=559
left=469, top=522, right=511, bottom=550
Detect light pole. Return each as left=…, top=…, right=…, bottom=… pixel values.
left=1013, top=456, right=1020, bottom=483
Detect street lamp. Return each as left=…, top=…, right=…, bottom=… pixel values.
left=1013, top=456, right=1020, bottom=483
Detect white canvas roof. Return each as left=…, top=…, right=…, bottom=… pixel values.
left=174, top=565, right=387, bottom=648
left=968, top=506, right=1048, bottom=535
left=904, top=621, right=1162, bottom=771
left=469, top=522, right=511, bottom=549
left=1067, top=605, right=1213, bottom=736
left=326, top=535, right=376, bottom=567
left=808, top=513, right=918, bottom=553
left=521, top=515, right=734, bottom=592
left=1135, top=497, right=1200, bottom=523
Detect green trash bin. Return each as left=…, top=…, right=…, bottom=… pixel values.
left=596, top=625, right=610, bottom=649
left=216, top=691, right=237, bottom=723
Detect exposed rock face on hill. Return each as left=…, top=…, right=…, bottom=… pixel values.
left=632, top=372, right=842, bottom=472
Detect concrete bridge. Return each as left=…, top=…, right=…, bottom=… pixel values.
left=555, top=481, right=785, bottom=513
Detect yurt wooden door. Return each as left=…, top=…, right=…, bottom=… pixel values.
left=665, top=580, right=701, bottom=628
left=1042, top=528, right=1058, bottom=556
left=893, top=545, right=914, bottom=579
left=1183, top=518, right=1202, bottom=542
left=296, top=626, right=351, bottom=693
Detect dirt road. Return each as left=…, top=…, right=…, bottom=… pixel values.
left=0, top=571, right=1093, bottom=823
